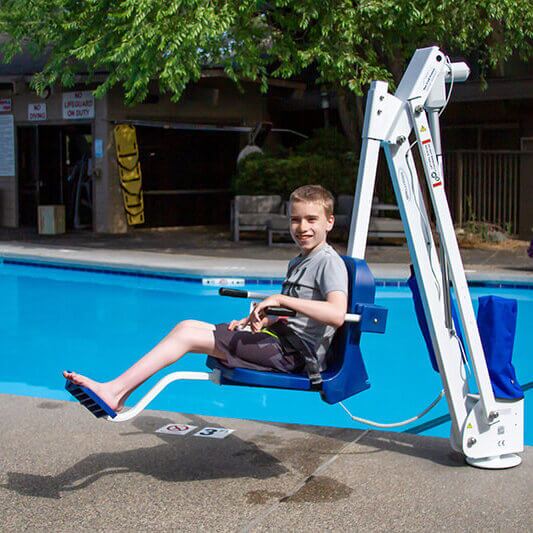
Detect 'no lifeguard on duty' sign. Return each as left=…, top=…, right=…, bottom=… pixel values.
left=62, top=91, right=94, bottom=120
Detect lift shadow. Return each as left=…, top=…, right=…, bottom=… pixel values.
left=1, top=413, right=288, bottom=500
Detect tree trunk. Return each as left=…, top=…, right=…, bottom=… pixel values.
left=336, top=85, right=364, bottom=158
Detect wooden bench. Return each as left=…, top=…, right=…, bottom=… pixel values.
left=335, top=194, right=404, bottom=239
left=231, top=195, right=286, bottom=242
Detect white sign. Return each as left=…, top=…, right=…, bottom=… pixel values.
left=28, top=103, right=47, bottom=121
left=0, top=114, right=15, bottom=176
left=194, top=427, right=235, bottom=439
left=0, top=98, right=11, bottom=112
left=156, top=423, right=197, bottom=436
left=62, top=91, right=94, bottom=120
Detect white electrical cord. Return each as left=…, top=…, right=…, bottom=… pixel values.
left=338, top=389, right=445, bottom=428
left=404, top=143, right=442, bottom=300
left=452, top=328, right=473, bottom=380
left=439, top=55, right=455, bottom=117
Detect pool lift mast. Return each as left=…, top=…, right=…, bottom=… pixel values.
left=348, top=46, right=524, bottom=469
left=104, top=47, right=523, bottom=470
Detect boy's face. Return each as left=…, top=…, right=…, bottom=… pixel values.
left=289, top=200, right=334, bottom=255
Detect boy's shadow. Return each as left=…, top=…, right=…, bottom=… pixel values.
left=2, top=414, right=287, bottom=500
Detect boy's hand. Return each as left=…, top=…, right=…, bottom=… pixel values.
left=249, top=295, right=283, bottom=332
left=228, top=318, right=250, bottom=331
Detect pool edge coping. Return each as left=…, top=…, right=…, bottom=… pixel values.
left=1, top=243, right=532, bottom=287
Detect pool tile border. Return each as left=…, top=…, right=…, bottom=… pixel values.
left=2, top=257, right=532, bottom=290
left=1, top=257, right=283, bottom=285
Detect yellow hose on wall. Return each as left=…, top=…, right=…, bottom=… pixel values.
left=113, top=124, right=145, bottom=225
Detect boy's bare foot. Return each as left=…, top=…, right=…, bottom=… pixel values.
left=63, top=371, right=127, bottom=412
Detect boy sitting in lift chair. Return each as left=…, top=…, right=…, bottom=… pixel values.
left=64, top=185, right=348, bottom=416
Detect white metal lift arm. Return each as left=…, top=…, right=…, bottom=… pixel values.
left=347, top=46, right=523, bottom=468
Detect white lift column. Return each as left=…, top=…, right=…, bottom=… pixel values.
left=348, top=46, right=524, bottom=469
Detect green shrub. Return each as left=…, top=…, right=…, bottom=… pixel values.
left=232, top=128, right=356, bottom=197
left=233, top=153, right=355, bottom=197
left=295, top=127, right=351, bottom=156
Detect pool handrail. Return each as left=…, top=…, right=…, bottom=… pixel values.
left=218, top=287, right=362, bottom=323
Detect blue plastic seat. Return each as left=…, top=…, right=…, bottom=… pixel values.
left=206, top=257, right=387, bottom=404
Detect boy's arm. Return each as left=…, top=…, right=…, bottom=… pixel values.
left=250, top=291, right=347, bottom=330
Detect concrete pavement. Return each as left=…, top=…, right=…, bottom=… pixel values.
left=1, top=395, right=530, bottom=532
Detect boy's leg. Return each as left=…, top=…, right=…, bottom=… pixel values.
left=111, top=320, right=223, bottom=390
left=63, top=320, right=226, bottom=412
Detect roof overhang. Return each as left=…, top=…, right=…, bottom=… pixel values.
left=452, top=77, right=533, bottom=102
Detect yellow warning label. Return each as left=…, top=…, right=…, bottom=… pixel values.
left=420, top=125, right=427, bottom=132
left=467, top=423, right=473, bottom=429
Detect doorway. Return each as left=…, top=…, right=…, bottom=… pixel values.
left=17, top=124, right=93, bottom=229
left=136, top=126, right=239, bottom=226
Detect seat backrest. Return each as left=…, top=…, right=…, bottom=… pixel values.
left=320, top=256, right=376, bottom=404
left=235, top=195, right=283, bottom=214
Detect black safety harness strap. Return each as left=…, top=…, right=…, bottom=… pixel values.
left=268, top=320, right=323, bottom=390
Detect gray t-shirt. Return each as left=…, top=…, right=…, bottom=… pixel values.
left=281, top=243, right=348, bottom=370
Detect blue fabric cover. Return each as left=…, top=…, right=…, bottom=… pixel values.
left=477, top=295, right=523, bottom=400
left=408, top=269, right=523, bottom=400
left=407, top=266, right=464, bottom=373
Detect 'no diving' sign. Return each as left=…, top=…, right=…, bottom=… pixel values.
left=156, top=424, right=197, bottom=436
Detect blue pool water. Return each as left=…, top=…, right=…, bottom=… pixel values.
left=0, top=258, right=531, bottom=444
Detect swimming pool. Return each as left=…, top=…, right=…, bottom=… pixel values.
left=0, top=258, right=531, bottom=444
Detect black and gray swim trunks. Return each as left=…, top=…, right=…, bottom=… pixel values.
left=213, top=323, right=304, bottom=373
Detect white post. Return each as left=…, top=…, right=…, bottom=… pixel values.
left=347, top=137, right=381, bottom=259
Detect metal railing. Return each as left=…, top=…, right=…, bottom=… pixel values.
left=443, top=150, right=524, bottom=233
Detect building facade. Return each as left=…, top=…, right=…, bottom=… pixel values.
left=0, top=73, right=313, bottom=233
left=0, top=49, right=531, bottom=238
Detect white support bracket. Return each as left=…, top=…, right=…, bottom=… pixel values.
left=108, top=371, right=216, bottom=422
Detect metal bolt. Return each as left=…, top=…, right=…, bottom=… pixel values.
left=414, top=105, right=424, bottom=114
left=373, top=318, right=378, bottom=324
left=377, top=110, right=382, bottom=115
left=467, top=437, right=477, bottom=447
left=488, top=411, right=499, bottom=421
left=396, top=135, right=406, bottom=145
left=379, top=95, right=385, bottom=101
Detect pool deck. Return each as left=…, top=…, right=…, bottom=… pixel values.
left=0, top=228, right=532, bottom=531
left=1, top=395, right=531, bottom=531
left=0, top=226, right=532, bottom=281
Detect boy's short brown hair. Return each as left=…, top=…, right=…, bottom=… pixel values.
left=290, top=185, right=335, bottom=217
